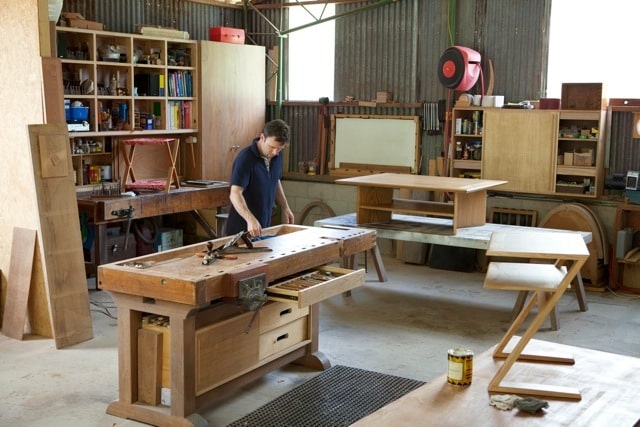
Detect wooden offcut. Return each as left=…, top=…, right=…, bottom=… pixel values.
left=29, top=124, right=93, bottom=348
left=1, top=228, right=37, bottom=340
left=137, top=328, right=163, bottom=405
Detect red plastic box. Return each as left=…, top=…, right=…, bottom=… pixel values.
left=209, top=27, right=245, bottom=44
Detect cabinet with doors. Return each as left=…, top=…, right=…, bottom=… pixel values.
left=451, top=107, right=606, bottom=198
left=55, top=26, right=198, bottom=189
left=482, top=109, right=559, bottom=195
left=196, top=40, right=266, bottom=182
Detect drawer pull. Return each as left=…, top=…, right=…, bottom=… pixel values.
left=276, top=333, right=289, bottom=342
left=279, top=308, right=292, bottom=317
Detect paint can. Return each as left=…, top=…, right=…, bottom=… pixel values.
left=447, top=348, right=473, bottom=385
left=89, top=165, right=101, bottom=185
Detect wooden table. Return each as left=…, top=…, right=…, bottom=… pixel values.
left=336, top=173, right=507, bottom=234
left=483, top=230, right=590, bottom=399
left=98, top=224, right=376, bottom=427
left=354, top=337, right=640, bottom=426
left=77, top=183, right=229, bottom=276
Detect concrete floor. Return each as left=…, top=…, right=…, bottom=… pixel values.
left=1, top=254, right=639, bottom=427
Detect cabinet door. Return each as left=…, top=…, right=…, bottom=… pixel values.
left=482, top=110, right=558, bottom=194
left=198, top=41, right=266, bottom=181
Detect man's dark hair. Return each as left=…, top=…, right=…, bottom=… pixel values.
left=263, top=119, right=290, bottom=144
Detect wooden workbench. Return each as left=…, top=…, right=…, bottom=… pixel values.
left=98, top=224, right=376, bottom=427
left=336, top=173, right=507, bottom=233
left=354, top=337, right=640, bottom=426
left=77, top=183, right=230, bottom=276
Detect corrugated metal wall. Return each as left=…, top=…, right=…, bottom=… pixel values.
left=609, top=112, right=640, bottom=175
left=62, top=0, right=241, bottom=36
left=57, top=0, right=636, bottom=179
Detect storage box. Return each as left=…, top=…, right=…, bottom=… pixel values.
left=573, top=150, right=593, bottom=166
left=66, top=17, right=105, bottom=31
left=209, top=27, right=245, bottom=44
left=539, top=98, right=561, bottom=109
left=156, top=228, right=183, bottom=251
left=376, top=91, right=391, bottom=103
left=563, top=152, right=574, bottom=166
left=556, top=183, right=586, bottom=194
left=561, top=83, right=606, bottom=110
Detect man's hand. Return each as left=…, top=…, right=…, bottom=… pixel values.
left=246, top=217, right=262, bottom=238
left=282, top=207, right=295, bottom=225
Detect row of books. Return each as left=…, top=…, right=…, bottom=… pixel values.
left=167, top=71, right=192, bottom=97
left=166, top=101, right=193, bottom=130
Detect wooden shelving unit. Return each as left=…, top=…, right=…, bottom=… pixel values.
left=451, top=106, right=606, bottom=199
left=450, top=107, right=486, bottom=179
left=611, top=203, right=640, bottom=288
left=554, top=110, right=606, bottom=198
left=55, top=26, right=198, bottom=188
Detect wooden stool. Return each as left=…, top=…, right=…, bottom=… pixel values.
left=121, top=138, right=180, bottom=193
left=483, top=230, right=589, bottom=400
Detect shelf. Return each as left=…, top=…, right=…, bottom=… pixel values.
left=556, top=165, right=597, bottom=176
left=361, top=198, right=455, bottom=218
left=56, top=26, right=199, bottom=188
left=452, top=160, right=481, bottom=170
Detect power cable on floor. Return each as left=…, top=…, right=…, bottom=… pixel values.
left=89, top=298, right=117, bottom=319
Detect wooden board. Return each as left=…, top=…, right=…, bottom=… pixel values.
left=29, top=124, right=93, bottom=348
left=1, top=228, right=37, bottom=340
left=330, top=115, right=420, bottom=174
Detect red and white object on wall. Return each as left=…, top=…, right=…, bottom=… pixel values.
left=437, top=46, right=482, bottom=91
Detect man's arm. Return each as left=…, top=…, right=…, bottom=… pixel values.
left=275, top=180, right=295, bottom=225
left=229, top=184, right=263, bottom=237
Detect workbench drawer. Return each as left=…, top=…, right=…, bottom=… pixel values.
left=259, top=316, right=308, bottom=360
left=267, top=265, right=365, bottom=308
left=259, top=301, right=309, bottom=334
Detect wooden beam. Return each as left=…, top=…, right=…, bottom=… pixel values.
left=28, top=124, right=93, bottom=348
left=1, top=228, right=37, bottom=340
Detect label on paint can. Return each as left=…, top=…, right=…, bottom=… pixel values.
left=447, top=348, right=473, bottom=385
left=89, top=165, right=101, bottom=185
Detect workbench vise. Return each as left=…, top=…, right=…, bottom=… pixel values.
left=223, top=263, right=269, bottom=312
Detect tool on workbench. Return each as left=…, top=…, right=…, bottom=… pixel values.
left=200, top=231, right=272, bottom=265
left=111, top=206, right=135, bottom=250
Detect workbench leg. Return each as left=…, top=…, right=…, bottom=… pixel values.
left=573, top=272, right=588, bottom=312
left=294, top=304, right=330, bottom=370
left=369, top=246, right=388, bottom=282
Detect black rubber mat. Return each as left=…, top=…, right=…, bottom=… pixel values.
left=226, top=365, right=425, bottom=427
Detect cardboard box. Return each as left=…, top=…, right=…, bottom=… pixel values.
left=563, top=152, right=574, bottom=166
left=376, top=91, right=391, bottom=103
left=573, top=150, right=593, bottom=166
left=66, top=18, right=105, bottom=31
left=156, top=228, right=183, bottom=252
left=209, top=27, right=245, bottom=44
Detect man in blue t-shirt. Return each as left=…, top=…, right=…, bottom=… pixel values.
left=225, top=119, right=295, bottom=237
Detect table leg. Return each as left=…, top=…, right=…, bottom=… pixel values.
left=488, top=260, right=584, bottom=400
left=121, top=144, right=137, bottom=192
left=164, top=138, right=181, bottom=192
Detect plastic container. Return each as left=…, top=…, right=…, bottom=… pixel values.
left=70, top=106, right=89, bottom=121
